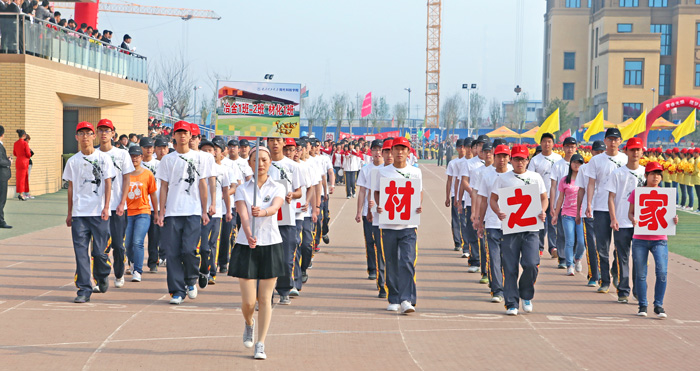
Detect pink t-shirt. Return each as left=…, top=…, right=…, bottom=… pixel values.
left=628, top=189, right=667, bottom=241
left=557, top=177, right=580, bottom=217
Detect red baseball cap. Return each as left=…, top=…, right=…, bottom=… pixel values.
left=284, top=138, right=297, bottom=146
left=76, top=121, right=94, bottom=133
left=645, top=161, right=663, bottom=173
left=173, top=120, right=191, bottom=133
left=190, top=123, right=201, bottom=136
left=511, top=144, right=529, bottom=159
left=681, top=148, right=688, bottom=154
left=97, top=119, right=114, bottom=130
left=382, top=139, right=393, bottom=150
left=494, top=144, right=510, bottom=156
left=665, top=149, right=672, bottom=155
left=391, top=137, right=411, bottom=148
left=673, top=147, right=680, bottom=153
left=694, top=148, right=700, bottom=154
left=625, top=138, right=643, bottom=150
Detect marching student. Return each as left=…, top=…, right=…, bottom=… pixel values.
left=229, top=145, right=285, bottom=360
left=285, top=139, right=312, bottom=294
left=456, top=135, right=488, bottom=270
left=294, top=138, right=320, bottom=288
left=445, top=139, right=465, bottom=252
left=527, top=132, right=561, bottom=258
left=606, top=137, right=645, bottom=304
left=228, top=139, right=254, bottom=181
left=575, top=140, right=605, bottom=286
left=198, top=138, right=232, bottom=287
left=239, top=139, right=251, bottom=161
left=490, top=144, right=548, bottom=316
left=218, top=139, right=249, bottom=273
left=476, top=144, right=512, bottom=303
left=469, top=140, right=496, bottom=285
left=124, top=145, right=158, bottom=283
left=367, top=139, right=394, bottom=299
left=96, top=119, right=135, bottom=289
left=140, top=137, right=162, bottom=272
left=583, top=128, right=627, bottom=294
left=628, top=161, right=678, bottom=318
left=155, top=121, right=212, bottom=305
left=267, top=137, right=303, bottom=305
left=332, top=143, right=344, bottom=185
left=309, top=139, right=332, bottom=251
left=63, top=121, right=116, bottom=303
left=319, top=141, right=335, bottom=244
left=549, top=136, right=577, bottom=269
left=551, top=153, right=585, bottom=276
left=356, top=140, right=384, bottom=282
left=373, top=137, right=423, bottom=314
left=344, top=141, right=362, bottom=198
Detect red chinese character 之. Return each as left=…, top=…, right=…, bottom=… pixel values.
left=384, top=180, right=415, bottom=221
left=639, top=190, right=668, bottom=231
left=506, top=188, right=537, bottom=229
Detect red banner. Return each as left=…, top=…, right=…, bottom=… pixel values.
left=361, top=92, right=372, bottom=118
left=338, top=130, right=400, bottom=141
left=373, top=130, right=400, bottom=140
left=558, top=129, right=571, bottom=143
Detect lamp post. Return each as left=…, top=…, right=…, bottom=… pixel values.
left=514, top=85, right=522, bottom=143
left=462, top=83, right=477, bottom=138
left=404, top=87, right=411, bottom=133
left=193, top=86, right=202, bottom=124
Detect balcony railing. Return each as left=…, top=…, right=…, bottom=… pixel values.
left=0, top=13, right=147, bottom=83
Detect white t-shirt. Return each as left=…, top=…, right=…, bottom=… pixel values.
left=604, top=164, right=645, bottom=229
left=233, top=157, right=254, bottom=178
left=269, top=157, right=303, bottom=223
left=370, top=166, right=383, bottom=227
left=492, top=170, right=547, bottom=203
left=372, top=164, right=423, bottom=230
left=142, top=158, right=160, bottom=211
left=234, top=177, right=285, bottom=246
left=584, top=152, right=628, bottom=212
left=345, top=151, right=363, bottom=172
left=103, top=146, right=135, bottom=211
left=294, top=159, right=313, bottom=220
left=321, top=154, right=334, bottom=195
left=156, top=149, right=213, bottom=217
left=357, top=162, right=379, bottom=217
left=457, top=156, right=485, bottom=206
left=550, top=158, right=570, bottom=206
left=221, top=157, right=243, bottom=210
left=208, top=162, right=230, bottom=218
left=527, top=152, right=562, bottom=194
left=62, top=151, right=117, bottom=217
left=445, top=156, right=465, bottom=198
left=477, top=167, right=510, bottom=229
left=574, top=163, right=590, bottom=217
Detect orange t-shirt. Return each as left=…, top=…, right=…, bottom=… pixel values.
left=126, top=170, right=157, bottom=216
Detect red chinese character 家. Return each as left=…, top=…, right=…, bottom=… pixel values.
left=506, top=188, right=537, bottom=229
left=384, top=180, right=415, bottom=221
left=639, top=190, right=668, bottom=231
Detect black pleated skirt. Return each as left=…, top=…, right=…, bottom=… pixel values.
left=228, top=243, right=285, bottom=279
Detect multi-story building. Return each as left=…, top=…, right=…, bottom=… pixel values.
left=543, top=0, right=700, bottom=126
left=502, top=100, right=544, bottom=126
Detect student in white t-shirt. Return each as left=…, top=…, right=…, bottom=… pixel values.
left=96, top=119, right=135, bottom=289
left=527, top=132, right=562, bottom=258
left=373, top=137, right=423, bottom=314
left=293, top=138, right=319, bottom=288
left=218, top=139, right=248, bottom=273
left=355, top=140, right=384, bottom=284
left=367, top=139, right=395, bottom=299
left=605, top=137, right=645, bottom=304
left=469, top=140, right=496, bottom=284
left=490, top=144, right=547, bottom=316
left=549, top=136, right=578, bottom=269
left=344, top=141, right=363, bottom=198
left=155, top=121, right=213, bottom=305
left=456, top=135, right=488, bottom=269
left=445, top=139, right=466, bottom=251
left=63, top=121, right=117, bottom=303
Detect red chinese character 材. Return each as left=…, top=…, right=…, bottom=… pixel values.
left=507, top=188, right=537, bottom=229
left=384, top=180, right=415, bottom=221
left=639, top=190, right=668, bottom=231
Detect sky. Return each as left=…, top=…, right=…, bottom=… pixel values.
left=75, top=0, right=546, bottom=120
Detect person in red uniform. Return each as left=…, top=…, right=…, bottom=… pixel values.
left=13, top=130, right=31, bottom=201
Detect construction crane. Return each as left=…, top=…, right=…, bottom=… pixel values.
left=55, top=2, right=221, bottom=21
left=425, top=0, right=441, bottom=129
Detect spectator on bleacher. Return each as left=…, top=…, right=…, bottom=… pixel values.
left=77, top=23, right=87, bottom=34
left=53, top=11, right=60, bottom=24
left=67, top=19, right=76, bottom=31
left=34, top=0, right=50, bottom=21
left=121, top=34, right=132, bottom=51
left=117, top=134, right=129, bottom=150
left=101, top=30, right=112, bottom=44
left=128, top=133, right=139, bottom=148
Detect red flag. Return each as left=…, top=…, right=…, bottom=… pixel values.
left=558, top=129, right=571, bottom=143
left=361, top=92, right=372, bottom=118
left=156, top=91, right=164, bottom=109
left=424, top=129, right=430, bottom=139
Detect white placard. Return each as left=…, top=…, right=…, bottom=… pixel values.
left=378, top=177, right=421, bottom=225
left=634, top=188, right=676, bottom=236
left=274, top=180, right=296, bottom=226
left=497, top=183, right=544, bottom=235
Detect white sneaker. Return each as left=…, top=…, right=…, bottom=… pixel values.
left=169, top=295, right=183, bottom=305
left=506, top=307, right=518, bottom=316
left=400, top=301, right=415, bottom=314
left=461, top=252, right=470, bottom=258
left=566, top=266, right=575, bottom=276
left=253, top=342, right=266, bottom=359
left=92, top=285, right=100, bottom=293
left=467, top=266, right=480, bottom=273
left=491, top=295, right=503, bottom=303
left=115, top=277, right=125, bottom=288
left=523, top=300, right=533, bottom=313
left=186, top=285, right=198, bottom=299
left=131, top=271, right=141, bottom=282
left=243, top=319, right=255, bottom=348
left=386, top=303, right=400, bottom=312
left=158, top=258, right=166, bottom=267
left=575, top=259, right=583, bottom=272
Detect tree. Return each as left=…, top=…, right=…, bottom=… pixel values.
left=303, top=95, right=326, bottom=135
left=543, top=98, right=576, bottom=134
left=489, top=98, right=501, bottom=129
left=393, top=102, right=408, bottom=129
left=369, top=96, right=389, bottom=133
left=346, top=100, right=358, bottom=135
left=148, top=52, right=193, bottom=120
left=469, top=91, right=486, bottom=131
left=441, top=93, right=465, bottom=133
left=331, top=93, right=348, bottom=138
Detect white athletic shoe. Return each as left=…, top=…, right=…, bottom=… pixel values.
left=186, top=285, right=198, bottom=299
left=575, top=259, right=583, bottom=272
left=467, top=266, right=480, bottom=273
left=506, top=308, right=519, bottom=316
left=461, top=252, right=470, bottom=258
left=115, top=277, right=125, bottom=288
left=243, top=319, right=255, bottom=348
left=131, top=271, right=141, bottom=282
left=523, top=300, right=533, bottom=313
left=253, top=342, right=266, bottom=359
left=566, top=266, right=575, bottom=276
left=386, top=304, right=400, bottom=312
left=400, top=301, right=415, bottom=314
left=491, top=295, right=503, bottom=303
left=169, top=295, right=183, bottom=305
left=92, top=285, right=100, bottom=293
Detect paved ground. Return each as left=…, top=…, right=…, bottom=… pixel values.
left=2, top=163, right=700, bottom=370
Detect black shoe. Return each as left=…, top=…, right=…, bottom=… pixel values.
left=0, top=224, right=12, bottom=229
left=654, top=306, right=667, bottom=319
left=301, top=271, right=308, bottom=284
left=219, top=264, right=228, bottom=273
left=97, top=278, right=109, bottom=294
left=74, top=295, right=90, bottom=303
left=368, top=273, right=377, bottom=280
left=378, top=292, right=387, bottom=299
left=322, top=235, right=330, bottom=244
left=198, top=273, right=209, bottom=289
left=149, top=265, right=158, bottom=273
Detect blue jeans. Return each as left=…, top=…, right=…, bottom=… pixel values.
left=125, top=213, right=151, bottom=274
left=562, top=215, right=584, bottom=267
left=632, top=239, right=668, bottom=308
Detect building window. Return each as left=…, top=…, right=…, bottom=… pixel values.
left=648, top=0, right=667, bottom=6
left=624, top=60, right=643, bottom=86
left=650, top=24, right=672, bottom=55
left=619, top=0, right=639, bottom=6
left=617, top=24, right=633, bottom=33
left=697, top=23, right=700, bottom=46
left=623, top=103, right=642, bottom=121
left=564, top=52, right=576, bottom=70
left=563, top=83, right=575, bottom=100
left=595, top=28, right=599, bottom=58
left=659, top=64, right=671, bottom=96
left=566, top=0, right=581, bottom=7
left=594, top=66, right=599, bottom=90
left=696, top=64, right=700, bottom=87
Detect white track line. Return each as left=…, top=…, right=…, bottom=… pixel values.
left=0, top=282, right=74, bottom=315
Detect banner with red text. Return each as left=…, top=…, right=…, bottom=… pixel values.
left=634, top=188, right=676, bottom=236
left=497, top=183, right=544, bottom=235
left=378, top=178, right=422, bottom=225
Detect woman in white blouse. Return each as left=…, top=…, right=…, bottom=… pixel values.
left=228, top=146, right=285, bottom=360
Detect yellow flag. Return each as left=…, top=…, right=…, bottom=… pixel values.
left=620, top=110, right=646, bottom=141
left=405, top=132, right=411, bottom=140
left=583, top=109, right=605, bottom=142
left=672, top=109, right=696, bottom=143
left=534, top=108, right=560, bottom=144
